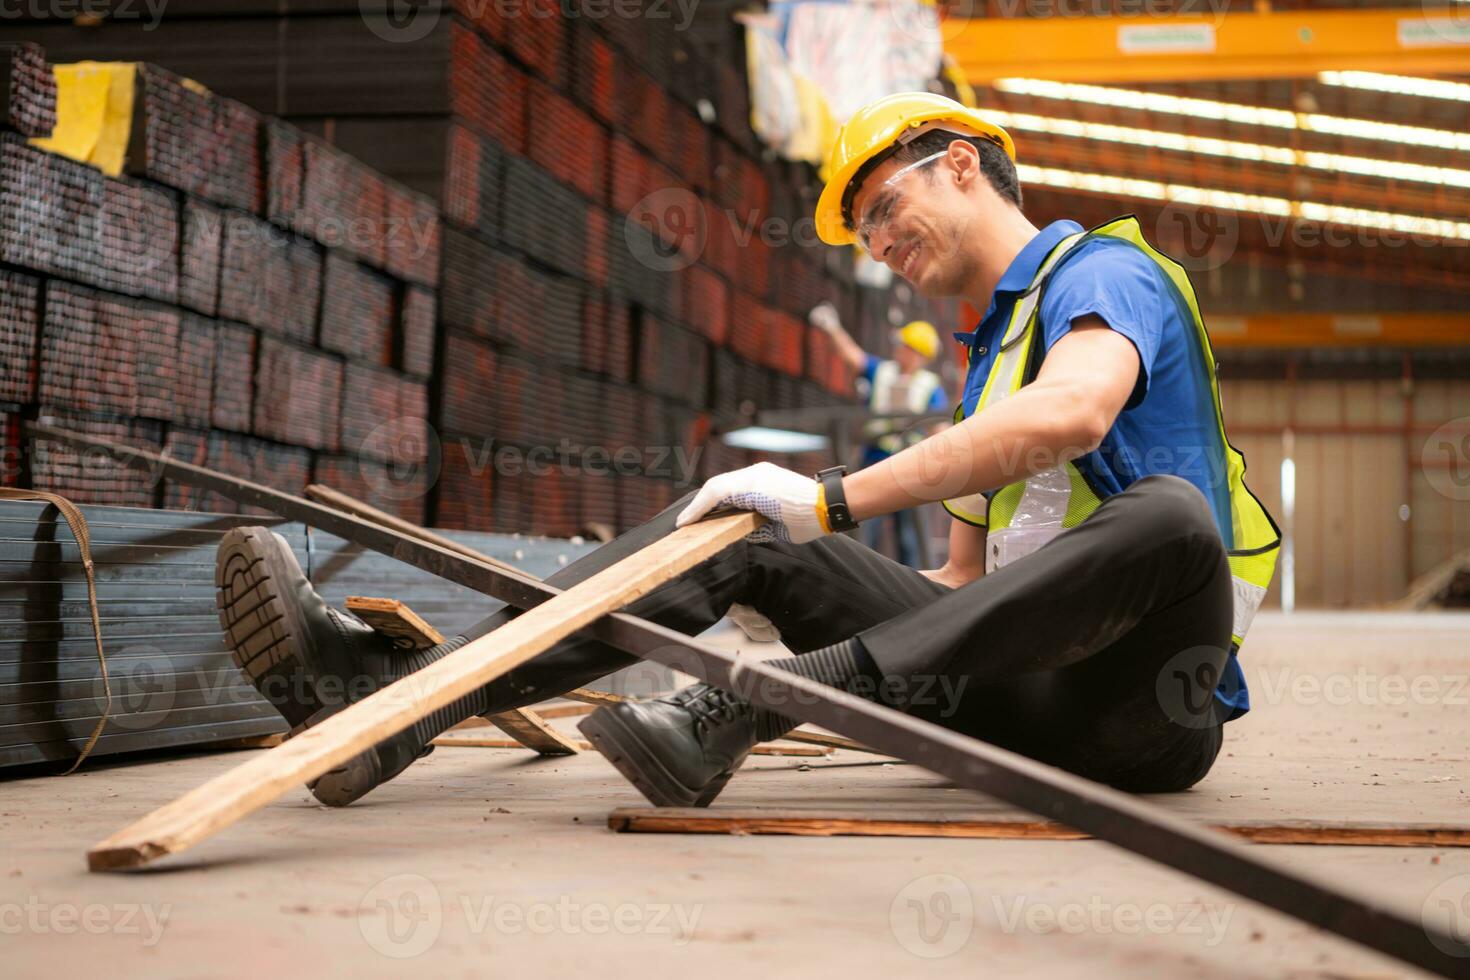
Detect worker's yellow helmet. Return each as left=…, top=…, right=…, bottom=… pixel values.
left=897, top=321, right=940, bottom=360
left=814, top=92, right=1016, bottom=247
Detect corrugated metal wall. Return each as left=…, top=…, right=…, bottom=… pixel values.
left=1221, top=377, right=1470, bottom=609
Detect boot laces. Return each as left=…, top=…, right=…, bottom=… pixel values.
left=669, top=685, right=748, bottom=734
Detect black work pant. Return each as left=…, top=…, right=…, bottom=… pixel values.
left=455, top=474, right=1235, bottom=793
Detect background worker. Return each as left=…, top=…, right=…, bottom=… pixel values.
left=809, top=302, right=947, bottom=566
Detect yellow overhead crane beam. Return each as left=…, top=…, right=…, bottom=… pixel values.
left=946, top=8, right=1470, bottom=84
left=1207, top=312, right=1470, bottom=348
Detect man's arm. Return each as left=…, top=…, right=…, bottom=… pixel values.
left=845, top=316, right=1139, bottom=521
left=921, top=518, right=986, bottom=588
left=809, top=302, right=869, bottom=374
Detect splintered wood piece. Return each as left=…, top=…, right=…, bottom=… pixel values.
left=433, top=736, right=588, bottom=750
left=345, top=595, right=445, bottom=649
left=85, top=511, right=762, bottom=871
left=561, top=688, right=627, bottom=707
left=483, top=707, right=581, bottom=756
left=346, top=595, right=576, bottom=756
left=606, top=808, right=1470, bottom=848
left=781, top=729, right=879, bottom=753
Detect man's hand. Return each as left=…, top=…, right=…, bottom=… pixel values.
left=726, top=602, right=782, bottom=642
left=677, top=462, right=828, bottom=544
left=809, top=301, right=842, bottom=335
left=918, top=565, right=976, bottom=590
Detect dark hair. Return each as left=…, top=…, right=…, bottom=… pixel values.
left=869, top=129, right=1023, bottom=217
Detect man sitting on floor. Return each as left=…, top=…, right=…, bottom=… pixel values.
left=215, top=92, right=1277, bottom=807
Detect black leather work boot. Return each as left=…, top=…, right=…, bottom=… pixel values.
left=578, top=683, right=761, bottom=807
left=214, top=526, right=430, bottom=806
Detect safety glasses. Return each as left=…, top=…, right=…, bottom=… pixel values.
left=854, top=149, right=948, bottom=253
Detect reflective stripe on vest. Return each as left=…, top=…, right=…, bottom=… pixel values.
left=941, top=216, right=1281, bottom=648
left=863, top=362, right=942, bottom=455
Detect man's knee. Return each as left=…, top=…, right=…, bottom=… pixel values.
left=1127, top=475, right=1218, bottom=545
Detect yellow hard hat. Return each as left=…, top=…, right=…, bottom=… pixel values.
left=814, top=92, right=1016, bottom=246
left=897, top=321, right=940, bottom=360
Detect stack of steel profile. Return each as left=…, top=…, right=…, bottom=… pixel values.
left=1, top=8, right=961, bottom=539
left=128, top=64, right=263, bottom=214
left=0, top=269, right=40, bottom=406
left=319, top=253, right=397, bottom=362
left=252, top=336, right=344, bottom=451
left=0, top=495, right=614, bottom=772
left=178, top=199, right=223, bottom=315
left=1, top=44, right=57, bottom=139
left=0, top=44, right=443, bottom=526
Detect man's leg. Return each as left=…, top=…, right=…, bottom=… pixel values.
left=843, top=474, right=1235, bottom=790
left=584, top=474, right=1235, bottom=803
left=216, top=491, right=947, bottom=805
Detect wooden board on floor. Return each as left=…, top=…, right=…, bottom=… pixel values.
left=607, top=807, right=1470, bottom=848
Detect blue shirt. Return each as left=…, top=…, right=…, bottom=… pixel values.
left=859, top=354, right=948, bottom=466
left=954, top=220, right=1249, bottom=719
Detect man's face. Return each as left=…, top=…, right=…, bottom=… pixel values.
left=893, top=343, right=923, bottom=373
left=848, top=147, right=982, bottom=297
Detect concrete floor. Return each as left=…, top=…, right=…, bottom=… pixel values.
left=3, top=611, right=1469, bottom=978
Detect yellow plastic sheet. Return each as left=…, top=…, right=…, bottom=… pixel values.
left=30, top=62, right=137, bottom=176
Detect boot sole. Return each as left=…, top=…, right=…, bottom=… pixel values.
left=215, top=527, right=324, bottom=731
left=579, top=709, right=732, bottom=808
left=216, top=527, right=378, bottom=805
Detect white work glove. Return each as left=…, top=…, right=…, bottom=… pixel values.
left=677, top=462, right=827, bottom=545
left=809, top=301, right=842, bottom=336
left=726, top=602, right=782, bottom=642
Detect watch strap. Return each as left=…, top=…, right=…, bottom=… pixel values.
left=815, top=466, right=858, bottom=532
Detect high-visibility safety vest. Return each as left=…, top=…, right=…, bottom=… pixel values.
left=863, top=361, right=942, bottom=455
left=941, top=216, right=1281, bottom=649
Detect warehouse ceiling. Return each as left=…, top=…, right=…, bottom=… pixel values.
left=942, top=0, right=1470, bottom=341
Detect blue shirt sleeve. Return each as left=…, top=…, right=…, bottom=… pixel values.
left=1037, top=242, right=1165, bottom=410
left=861, top=353, right=881, bottom=384
left=926, top=384, right=947, bottom=412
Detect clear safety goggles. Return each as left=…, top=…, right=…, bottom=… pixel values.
left=854, top=149, right=948, bottom=253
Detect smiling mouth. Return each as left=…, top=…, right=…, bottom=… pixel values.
left=896, top=240, right=922, bottom=279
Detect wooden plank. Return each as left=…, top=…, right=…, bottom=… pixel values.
left=344, top=595, right=444, bottom=649
left=434, top=736, right=830, bottom=757
left=345, top=593, right=579, bottom=755
left=561, top=687, right=628, bottom=707
left=530, top=703, right=598, bottom=719
left=85, top=510, right=762, bottom=871
left=432, top=736, right=584, bottom=750
left=480, top=706, right=581, bottom=757
left=322, top=494, right=603, bottom=758
left=782, top=729, right=877, bottom=754
left=608, top=808, right=1470, bottom=848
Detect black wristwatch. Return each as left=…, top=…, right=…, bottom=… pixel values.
left=815, top=465, right=859, bottom=532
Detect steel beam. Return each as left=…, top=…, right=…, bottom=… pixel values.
left=25, top=423, right=1470, bottom=978
left=946, top=8, right=1470, bottom=84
